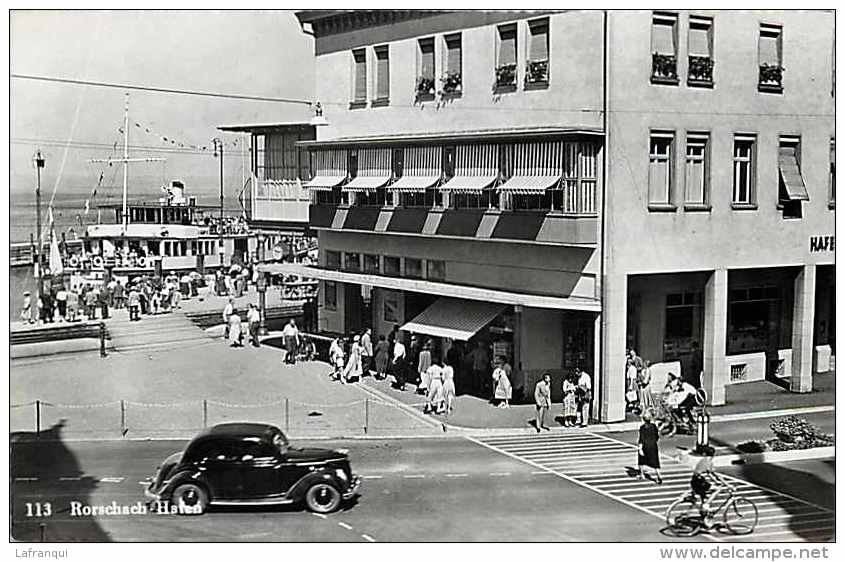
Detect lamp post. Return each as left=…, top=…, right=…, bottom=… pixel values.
left=34, top=151, right=45, bottom=298
left=257, top=232, right=267, bottom=335
left=213, top=138, right=224, bottom=269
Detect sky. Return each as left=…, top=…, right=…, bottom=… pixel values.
left=9, top=10, right=314, bottom=218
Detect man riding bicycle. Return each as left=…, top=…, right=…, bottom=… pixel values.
left=689, top=449, right=727, bottom=519
left=664, top=373, right=698, bottom=426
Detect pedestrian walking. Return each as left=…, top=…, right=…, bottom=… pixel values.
left=534, top=373, right=552, bottom=432
left=66, top=288, right=79, bottom=322
left=424, top=358, right=445, bottom=414
left=492, top=356, right=512, bottom=408
left=127, top=286, right=141, bottom=321
left=575, top=367, right=593, bottom=427
left=85, top=285, right=98, bottom=320
left=637, top=360, right=654, bottom=412
left=330, top=337, right=346, bottom=381
left=343, top=334, right=363, bottom=383
left=41, top=290, right=55, bottom=323
left=626, top=356, right=640, bottom=413
left=442, top=360, right=456, bottom=415
left=113, top=280, right=125, bottom=309
left=416, top=341, right=432, bottom=395
left=391, top=338, right=407, bottom=390
left=228, top=308, right=244, bottom=347
left=282, top=319, right=301, bottom=365
left=247, top=303, right=261, bottom=347
left=637, top=410, right=663, bottom=484
left=99, top=286, right=110, bottom=319
left=223, top=298, right=234, bottom=339
left=360, top=328, right=373, bottom=377
left=55, top=286, right=68, bottom=321
left=20, top=291, right=32, bottom=324
left=374, top=334, right=390, bottom=379
left=561, top=372, right=578, bottom=426
left=107, top=278, right=117, bottom=308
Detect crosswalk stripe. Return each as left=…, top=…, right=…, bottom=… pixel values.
left=472, top=431, right=833, bottom=542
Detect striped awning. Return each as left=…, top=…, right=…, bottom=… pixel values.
left=343, top=148, right=391, bottom=192
left=497, top=141, right=565, bottom=194
left=387, top=146, right=441, bottom=193
left=778, top=146, right=809, bottom=201
left=401, top=297, right=505, bottom=341
left=440, top=145, right=499, bottom=193
left=305, top=149, right=347, bottom=191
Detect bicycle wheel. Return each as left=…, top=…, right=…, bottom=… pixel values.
left=723, top=497, right=758, bottom=535
left=666, top=497, right=701, bottom=537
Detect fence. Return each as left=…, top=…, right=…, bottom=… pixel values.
left=10, top=394, right=430, bottom=440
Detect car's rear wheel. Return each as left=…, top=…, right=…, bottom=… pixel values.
left=305, top=482, right=341, bottom=514
left=171, top=483, right=208, bottom=515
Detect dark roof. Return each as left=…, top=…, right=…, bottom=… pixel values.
left=217, top=122, right=314, bottom=133
left=199, top=422, right=280, bottom=440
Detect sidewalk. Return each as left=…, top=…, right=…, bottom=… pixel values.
left=361, top=372, right=835, bottom=431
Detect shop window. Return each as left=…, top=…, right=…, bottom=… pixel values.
left=452, top=191, right=493, bottom=209
left=663, top=292, right=702, bottom=361
left=343, top=252, right=361, bottom=272
left=732, top=135, right=756, bottom=208
left=325, top=250, right=341, bottom=269
left=648, top=131, right=675, bottom=210
left=426, top=260, right=446, bottom=281
left=758, top=24, right=783, bottom=93
left=727, top=286, right=782, bottom=355
left=417, top=37, right=436, bottom=101
left=684, top=133, right=709, bottom=208
left=512, top=192, right=553, bottom=211
left=443, top=33, right=462, bottom=96
left=651, top=12, right=678, bottom=84
left=383, top=256, right=401, bottom=276
left=363, top=254, right=380, bottom=274
left=404, top=258, right=423, bottom=279
left=374, top=45, right=390, bottom=104
left=777, top=136, right=807, bottom=219
left=399, top=189, right=439, bottom=208
left=351, top=49, right=367, bottom=106
left=383, top=291, right=400, bottom=323
left=688, top=16, right=714, bottom=86
left=830, top=138, right=836, bottom=208
left=353, top=189, right=386, bottom=207
left=526, top=18, right=549, bottom=87
left=324, top=281, right=337, bottom=311
left=495, top=23, right=518, bottom=91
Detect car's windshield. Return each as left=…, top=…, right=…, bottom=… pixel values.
left=272, top=431, right=289, bottom=453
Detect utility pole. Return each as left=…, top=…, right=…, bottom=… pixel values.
left=213, top=138, right=224, bottom=267
left=34, top=150, right=45, bottom=298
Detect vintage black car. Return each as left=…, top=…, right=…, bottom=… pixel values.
left=143, top=422, right=360, bottom=515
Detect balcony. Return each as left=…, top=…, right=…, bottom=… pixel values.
left=651, top=53, right=678, bottom=85
left=758, top=63, right=784, bottom=93
left=687, top=55, right=714, bottom=87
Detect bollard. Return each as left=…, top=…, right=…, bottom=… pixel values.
left=39, top=523, right=45, bottom=542
left=202, top=399, right=208, bottom=428
left=694, top=408, right=711, bottom=454
left=285, top=398, right=289, bottom=433
left=120, top=400, right=126, bottom=437
left=364, top=398, right=369, bottom=435
left=35, top=400, right=41, bottom=440
left=99, top=322, right=107, bottom=357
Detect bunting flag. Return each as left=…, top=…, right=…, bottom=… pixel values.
left=49, top=229, right=64, bottom=276
left=121, top=119, right=240, bottom=152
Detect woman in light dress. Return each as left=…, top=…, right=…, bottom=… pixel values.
left=441, top=360, right=456, bottom=415
left=425, top=357, right=445, bottom=415
left=561, top=373, right=578, bottom=426
left=343, top=335, right=363, bottom=383
left=227, top=308, right=243, bottom=347
left=330, top=338, right=345, bottom=381
left=637, top=360, right=654, bottom=412
left=492, top=357, right=512, bottom=408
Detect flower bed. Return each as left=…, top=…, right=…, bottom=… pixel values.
left=737, top=416, right=834, bottom=453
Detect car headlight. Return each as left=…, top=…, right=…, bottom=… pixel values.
left=335, top=468, right=349, bottom=482
left=334, top=448, right=349, bottom=456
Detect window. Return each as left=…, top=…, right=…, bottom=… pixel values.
left=325, top=250, right=341, bottom=269
left=651, top=12, right=678, bottom=84
left=732, top=135, right=756, bottom=207
left=688, top=16, right=713, bottom=86
left=417, top=38, right=436, bottom=100
left=383, top=256, right=400, bottom=276
left=830, top=139, right=836, bottom=208
left=759, top=24, right=783, bottom=93
left=648, top=132, right=674, bottom=209
left=399, top=190, right=439, bottom=208
left=374, top=45, right=390, bottom=103
left=383, top=291, right=400, bottom=323
left=495, top=24, right=518, bottom=89
left=664, top=292, right=703, bottom=362
left=426, top=260, right=446, bottom=281
left=443, top=34, right=462, bottom=95
left=526, top=18, right=550, bottom=86
left=352, top=48, right=367, bottom=104
left=777, top=136, right=807, bottom=219
left=443, top=146, right=456, bottom=180
left=684, top=133, right=709, bottom=208
left=363, top=254, right=380, bottom=274
left=324, top=281, right=337, bottom=311
left=404, top=258, right=423, bottom=278
left=727, top=286, right=783, bottom=355
left=343, top=252, right=361, bottom=271
left=348, top=150, right=358, bottom=179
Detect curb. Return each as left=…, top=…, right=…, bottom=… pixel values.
left=354, top=382, right=445, bottom=431
left=677, top=446, right=835, bottom=468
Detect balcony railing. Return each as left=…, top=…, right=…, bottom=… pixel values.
left=688, top=55, right=714, bottom=87
left=758, top=63, right=784, bottom=93
left=560, top=179, right=596, bottom=215
left=651, top=53, right=678, bottom=84
left=524, top=59, right=549, bottom=87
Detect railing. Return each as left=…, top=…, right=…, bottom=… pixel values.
left=561, top=179, right=597, bottom=215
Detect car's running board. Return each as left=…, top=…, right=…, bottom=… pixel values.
left=210, top=498, right=294, bottom=507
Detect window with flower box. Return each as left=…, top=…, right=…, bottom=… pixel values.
left=648, top=131, right=675, bottom=210
left=417, top=38, right=436, bottom=101
left=759, top=24, right=783, bottom=93
left=651, top=13, right=678, bottom=84
left=442, top=34, right=462, bottom=96
left=526, top=18, right=550, bottom=88
left=688, top=16, right=714, bottom=87
left=495, top=23, right=518, bottom=91
left=351, top=49, right=367, bottom=106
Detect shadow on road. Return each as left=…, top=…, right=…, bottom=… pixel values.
left=11, top=420, right=111, bottom=542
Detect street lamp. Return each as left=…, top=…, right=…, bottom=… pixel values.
left=34, top=151, right=45, bottom=299
left=213, top=138, right=224, bottom=269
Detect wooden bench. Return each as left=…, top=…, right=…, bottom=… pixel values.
left=10, top=321, right=109, bottom=356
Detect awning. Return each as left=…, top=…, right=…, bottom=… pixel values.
left=778, top=148, right=809, bottom=201
left=440, top=175, right=498, bottom=193
left=342, top=175, right=391, bottom=192
left=304, top=175, right=346, bottom=191
left=497, top=175, right=561, bottom=194
left=386, top=175, right=440, bottom=192
left=401, top=297, right=505, bottom=341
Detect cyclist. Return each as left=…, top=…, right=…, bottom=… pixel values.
left=689, top=447, right=726, bottom=520
left=665, top=373, right=698, bottom=426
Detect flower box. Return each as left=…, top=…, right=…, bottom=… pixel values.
left=687, top=55, right=714, bottom=86
left=651, top=53, right=678, bottom=84
left=524, top=59, right=549, bottom=86
left=415, top=76, right=436, bottom=100
left=758, top=63, right=784, bottom=93
left=494, top=63, right=517, bottom=89
left=441, top=71, right=462, bottom=95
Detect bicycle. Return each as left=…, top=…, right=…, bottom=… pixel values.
left=665, top=481, right=759, bottom=536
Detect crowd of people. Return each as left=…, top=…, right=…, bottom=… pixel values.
left=533, top=367, right=593, bottom=432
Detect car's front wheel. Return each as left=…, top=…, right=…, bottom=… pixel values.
left=304, top=482, right=341, bottom=514
left=171, top=483, right=208, bottom=515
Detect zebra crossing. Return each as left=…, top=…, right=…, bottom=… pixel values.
left=471, top=431, right=834, bottom=542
